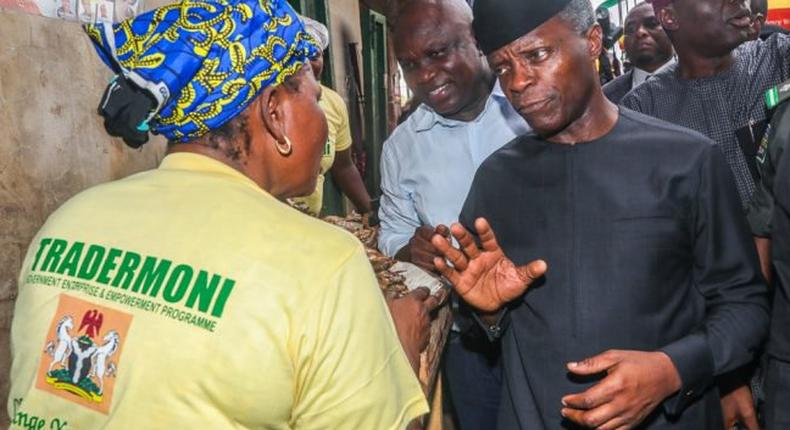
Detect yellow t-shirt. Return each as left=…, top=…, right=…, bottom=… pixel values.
left=8, top=153, right=427, bottom=429
left=293, top=85, right=353, bottom=215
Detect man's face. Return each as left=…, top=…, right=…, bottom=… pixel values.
left=394, top=7, right=488, bottom=120
left=672, top=0, right=752, bottom=56
left=487, top=17, right=599, bottom=137
left=624, top=5, right=673, bottom=70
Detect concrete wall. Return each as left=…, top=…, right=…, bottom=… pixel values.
left=326, top=0, right=362, bottom=105
left=323, top=0, right=364, bottom=212
left=0, top=6, right=167, bottom=425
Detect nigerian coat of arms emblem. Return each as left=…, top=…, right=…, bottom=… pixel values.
left=36, top=294, right=132, bottom=414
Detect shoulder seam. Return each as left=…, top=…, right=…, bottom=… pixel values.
left=618, top=109, right=714, bottom=144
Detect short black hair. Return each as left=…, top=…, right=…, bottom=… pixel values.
left=205, top=112, right=250, bottom=160
left=557, top=0, right=596, bottom=34
left=624, top=2, right=652, bottom=25
left=166, top=112, right=250, bottom=160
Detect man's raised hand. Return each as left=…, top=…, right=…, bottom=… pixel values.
left=431, top=217, right=546, bottom=312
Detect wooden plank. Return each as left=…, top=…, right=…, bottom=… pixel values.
left=425, top=376, right=444, bottom=430
left=421, top=307, right=452, bottom=428
left=420, top=303, right=452, bottom=392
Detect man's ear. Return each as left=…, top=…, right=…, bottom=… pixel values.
left=756, top=13, right=766, bottom=26
left=257, top=86, right=287, bottom=147
left=658, top=6, right=679, bottom=31
left=587, top=23, right=604, bottom=60
left=751, top=14, right=765, bottom=40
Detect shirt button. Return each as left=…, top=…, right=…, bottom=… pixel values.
left=685, top=390, right=694, bottom=397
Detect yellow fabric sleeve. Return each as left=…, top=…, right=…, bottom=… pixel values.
left=289, top=244, right=428, bottom=430
left=321, top=87, right=352, bottom=152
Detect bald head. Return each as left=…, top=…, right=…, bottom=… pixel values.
left=395, top=0, right=473, bottom=40
left=393, top=0, right=493, bottom=122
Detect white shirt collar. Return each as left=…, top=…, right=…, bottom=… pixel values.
left=414, top=80, right=508, bottom=132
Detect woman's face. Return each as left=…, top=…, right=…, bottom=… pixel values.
left=275, top=66, right=328, bottom=198
left=309, top=50, right=324, bottom=81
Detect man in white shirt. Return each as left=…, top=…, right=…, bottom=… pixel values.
left=603, top=1, right=673, bottom=103
left=378, top=0, right=529, bottom=428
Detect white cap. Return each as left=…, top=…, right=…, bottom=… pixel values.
left=301, top=15, right=329, bottom=51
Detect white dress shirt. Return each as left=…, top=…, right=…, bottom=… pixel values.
left=378, top=82, right=531, bottom=256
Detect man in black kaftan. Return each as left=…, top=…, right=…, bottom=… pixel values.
left=431, top=0, right=771, bottom=429
left=459, top=108, right=768, bottom=429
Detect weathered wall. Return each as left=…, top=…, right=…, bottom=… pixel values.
left=0, top=1, right=365, bottom=424
left=0, top=7, right=168, bottom=426
left=327, top=0, right=363, bottom=104
left=322, top=0, right=364, bottom=212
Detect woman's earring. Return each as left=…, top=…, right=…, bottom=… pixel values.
left=275, top=136, right=293, bottom=156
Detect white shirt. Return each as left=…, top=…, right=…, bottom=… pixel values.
left=378, top=82, right=531, bottom=256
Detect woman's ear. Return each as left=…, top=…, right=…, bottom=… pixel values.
left=257, top=86, right=287, bottom=147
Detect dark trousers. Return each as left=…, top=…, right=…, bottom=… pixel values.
left=764, top=358, right=790, bottom=430
left=444, top=331, right=502, bottom=430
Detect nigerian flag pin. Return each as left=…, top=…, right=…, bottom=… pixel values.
left=766, top=79, right=790, bottom=110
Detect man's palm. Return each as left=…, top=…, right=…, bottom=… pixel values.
left=432, top=218, right=546, bottom=312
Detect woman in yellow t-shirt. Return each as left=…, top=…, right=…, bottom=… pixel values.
left=293, top=17, right=372, bottom=216
left=8, top=2, right=435, bottom=429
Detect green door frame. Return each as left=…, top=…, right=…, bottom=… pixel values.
left=289, top=0, right=348, bottom=215
left=287, top=0, right=334, bottom=88
left=360, top=8, right=388, bottom=199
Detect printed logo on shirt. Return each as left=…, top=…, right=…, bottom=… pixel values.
left=26, top=237, right=236, bottom=333
left=35, top=294, right=132, bottom=414
left=322, top=137, right=335, bottom=157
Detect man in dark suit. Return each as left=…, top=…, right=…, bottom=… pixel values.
left=759, top=78, right=790, bottom=430
left=603, top=2, right=673, bottom=103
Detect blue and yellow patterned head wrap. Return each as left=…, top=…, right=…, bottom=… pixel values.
left=85, top=0, right=318, bottom=143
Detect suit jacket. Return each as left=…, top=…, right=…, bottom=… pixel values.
left=603, top=70, right=633, bottom=104
left=767, top=99, right=790, bottom=362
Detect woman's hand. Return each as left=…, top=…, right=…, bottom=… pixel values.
left=386, top=287, right=441, bottom=373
